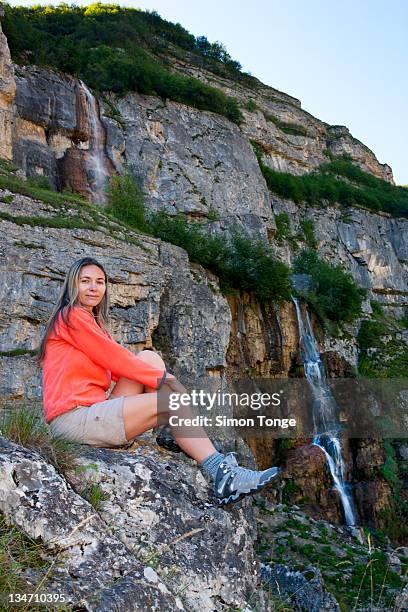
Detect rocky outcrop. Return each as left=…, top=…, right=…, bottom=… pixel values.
left=0, top=15, right=15, bottom=160
left=261, top=564, right=340, bottom=611
left=0, top=434, right=268, bottom=610
left=13, top=65, right=115, bottom=200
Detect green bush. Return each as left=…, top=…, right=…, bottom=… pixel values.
left=149, top=212, right=293, bottom=302
left=274, top=212, right=291, bottom=244
left=294, top=249, right=366, bottom=326
left=105, top=172, right=292, bottom=301
left=370, top=300, right=384, bottom=317
left=105, top=171, right=146, bottom=231
left=245, top=99, right=257, bottom=112
left=300, top=219, right=318, bottom=248
left=2, top=3, right=242, bottom=124
left=357, top=318, right=408, bottom=378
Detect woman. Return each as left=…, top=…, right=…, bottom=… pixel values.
left=39, top=256, right=281, bottom=506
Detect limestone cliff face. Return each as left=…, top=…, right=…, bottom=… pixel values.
left=0, top=19, right=406, bottom=536
left=0, top=16, right=15, bottom=160
left=166, top=52, right=393, bottom=182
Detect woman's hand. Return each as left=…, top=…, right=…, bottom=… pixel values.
left=163, top=376, right=187, bottom=394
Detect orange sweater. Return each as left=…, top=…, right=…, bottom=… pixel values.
left=42, top=306, right=167, bottom=423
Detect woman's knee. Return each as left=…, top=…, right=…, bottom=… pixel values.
left=137, top=349, right=166, bottom=370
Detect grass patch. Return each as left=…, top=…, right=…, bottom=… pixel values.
left=0, top=210, right=97, bottom=231
left=0, top=348, right=37, bottom=357
left=0, top=513, right=52, bottom=605
left=265, top=113, right=309, bottom=137
left=0, top=158, right=18, bottom=173
left=1, top=406, right=80, bottom=473
left=0, top=161, right=151, bottom=252
left=0, top=173, right=87, bottom=209
left=80, top=483, right=108, bottom=511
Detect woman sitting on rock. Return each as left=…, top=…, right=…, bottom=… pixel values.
left=39, top=256, right=280, bottom=506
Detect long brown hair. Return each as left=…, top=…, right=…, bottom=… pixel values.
left=37, top=257, right=110, bottom=364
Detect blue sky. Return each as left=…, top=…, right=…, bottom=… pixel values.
left=8, top=0, right=407, bottom=184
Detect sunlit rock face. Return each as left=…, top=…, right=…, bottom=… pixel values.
left=0, top=17, right=16, bottom=160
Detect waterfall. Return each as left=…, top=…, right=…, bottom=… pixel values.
left=79, top=81, right=110, bottom=204
left=293, top=297, right=357, bottom=526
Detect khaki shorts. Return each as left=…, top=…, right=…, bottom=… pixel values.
left=49, top=396, right=130, bottom=448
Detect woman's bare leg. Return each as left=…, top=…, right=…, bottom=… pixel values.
left=119, top=350, right=217, bottom=463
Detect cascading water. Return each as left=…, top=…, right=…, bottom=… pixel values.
left=79, top=81, right=110, bottom=204
left=293, top=297, right=357, bottom=526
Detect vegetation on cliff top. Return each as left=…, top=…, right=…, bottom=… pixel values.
left=252, top=142, right=408, bottom=218
left=1, top=2, right=242, bottom=124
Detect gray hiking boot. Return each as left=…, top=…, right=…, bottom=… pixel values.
left=214, top=452, right=281, bottom=506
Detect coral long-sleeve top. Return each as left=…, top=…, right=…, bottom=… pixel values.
left=42, top=305, right=167, bottom=423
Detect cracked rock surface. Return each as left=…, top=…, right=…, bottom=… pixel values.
left=0, top=435, right=268, bottom=611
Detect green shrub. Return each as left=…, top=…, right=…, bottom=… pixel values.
left=148, top=211, right=293, bottom=302
left=106, top=176, right=293, bottom=302
left=370, top=300, right=384, bottom=317
left=380, top=440, right=400, bottom=488
left=400, top=308, right=408, bottom=329
left=252, top=145, right=408, bottom=218
left=245, top=99, right=257, bottom=112
left=274, top=212, right=291, bottom=244
left=105, top=171, right=146, bottom=231
left=358, top=319, right=388, bottom=352
left=300, top=219, right=318, bottom=248
left=1, top=406, right=80, bottom=472
left=294, top=249, right=366, bottom=326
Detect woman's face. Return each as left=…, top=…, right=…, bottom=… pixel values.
left=76, top=264, right=106, bottom=312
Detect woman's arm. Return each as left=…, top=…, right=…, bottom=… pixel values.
left=58, top=307, right=173, bottom=390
